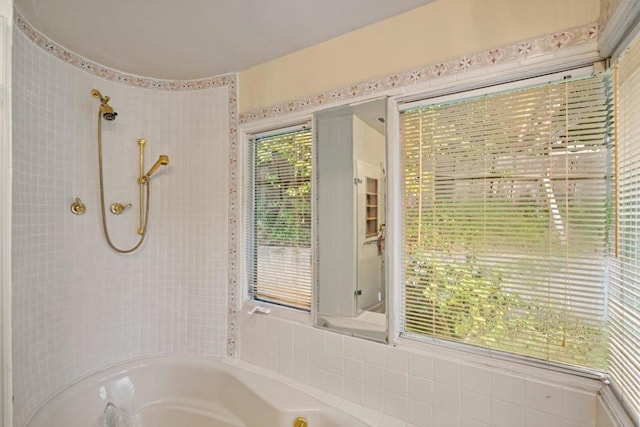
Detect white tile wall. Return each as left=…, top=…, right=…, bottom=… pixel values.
left=12, top=29, right=230, bottom=426
left=239, top=312, right=606, bottom=427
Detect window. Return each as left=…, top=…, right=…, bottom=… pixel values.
left=399, top=73, right=614, bottom=370
left=247, top=125, right=313, bottom=310
left=610, top=36, right=640, bottom=418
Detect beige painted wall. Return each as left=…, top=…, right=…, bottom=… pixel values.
left=239, top=0, right=599, bottom=113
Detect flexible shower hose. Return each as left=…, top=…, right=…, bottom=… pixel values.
left=96, top=111, right=151, bottom=253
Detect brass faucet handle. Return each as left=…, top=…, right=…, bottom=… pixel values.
left=110, top=202, right=132, bottom=215
left=293, top=417, right=308, bottom=427
left=70, top=197, right=86, bottom=215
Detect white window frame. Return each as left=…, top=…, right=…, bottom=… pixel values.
left=385, top=66, right=618, bottom=381
left=239, top=116, right=316, bottom=324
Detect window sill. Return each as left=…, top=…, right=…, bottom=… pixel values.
left=394, top=332, right=607, bottom=393
left=242, top=300, right=312, bottom=325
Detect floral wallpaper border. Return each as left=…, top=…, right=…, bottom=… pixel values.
left=14, top=10, right=241, bottom=357
left=239, top=23, right=598, bottom=124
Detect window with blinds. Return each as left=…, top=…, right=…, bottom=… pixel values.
left=400, top=74, right=614, bottom=369
left=611, top=35, right=640, bottom=420
left=248, top=126, right=312, bottom=311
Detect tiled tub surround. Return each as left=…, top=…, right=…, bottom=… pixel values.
left=239, top=314, right=605, bottom=427
left=12, top=28, right=231, bottom=426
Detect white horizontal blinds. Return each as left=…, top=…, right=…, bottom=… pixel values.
left=401, top=74, right=613, bottom=369
left=611, top=35, right=640, bottom=421
left=250, top=127, right=312, bottom=310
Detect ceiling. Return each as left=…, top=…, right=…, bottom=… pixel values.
left=15, top=0, right=436, bottom=80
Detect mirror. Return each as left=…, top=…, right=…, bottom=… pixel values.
left=315, top=98, right=387, bottom=342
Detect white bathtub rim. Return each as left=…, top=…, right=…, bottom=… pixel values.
left=24, top=355, right=371, bottom=427
left=22, top=353, right=217, bottom=427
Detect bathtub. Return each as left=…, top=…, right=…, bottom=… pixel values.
left=26, top=357, right=369, bottom=427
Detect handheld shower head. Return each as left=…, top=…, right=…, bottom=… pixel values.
left=139, top=155, right=170, bottom=183
left=91, top=89, right=118, bottom=121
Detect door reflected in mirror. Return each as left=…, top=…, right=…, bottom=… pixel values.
left=315, top=98, right=387, bottom=342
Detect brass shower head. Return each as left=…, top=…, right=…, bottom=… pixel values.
left=91, top=89, right=118, bottom=121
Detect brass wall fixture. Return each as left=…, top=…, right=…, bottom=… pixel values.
left=110, top=203, right=132, bottom=215
left=293, top=417, right=308, bottom=427
left=91, top=89, right=117, bottom=121
left=70, top=197, right=86, bottom=215
left=92, top=89, right=170, bottom=253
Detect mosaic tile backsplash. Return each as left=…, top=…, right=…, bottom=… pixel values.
left=12, top=29, right=231, bottom=426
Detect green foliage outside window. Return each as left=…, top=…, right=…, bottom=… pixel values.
left=255, top=130, right=312, bottom=247
left=403, top=198, right=609, bottom=369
